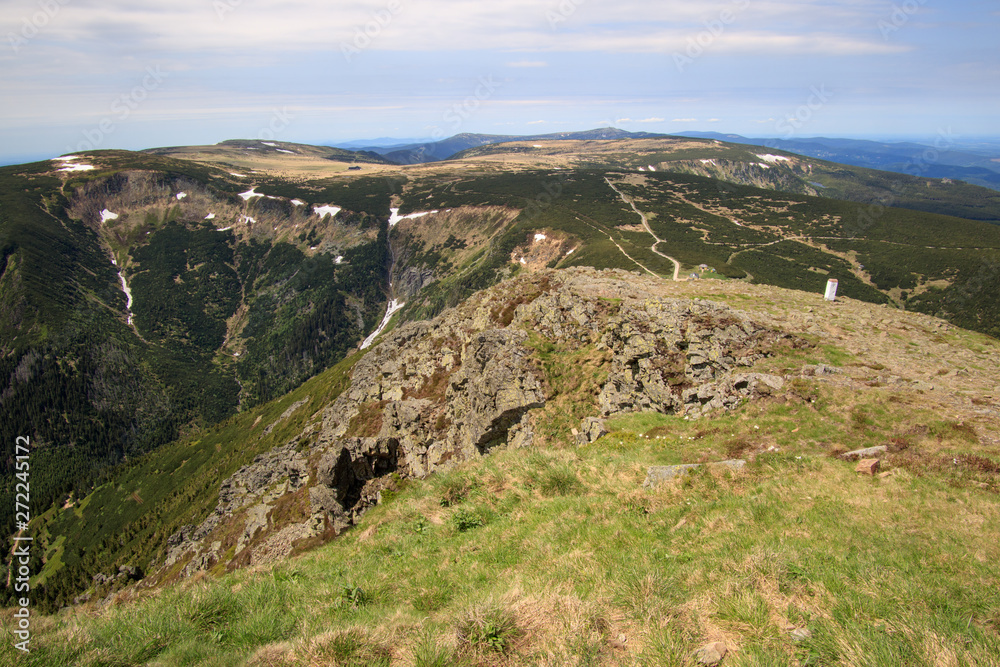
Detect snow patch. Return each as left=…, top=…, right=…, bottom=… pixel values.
left=114, top=264, right=135, bottom=326
left=647, top=165, right=657, bottom=171
left=261, top=141, right=278, bottom=147
left=534, top=233, right=547, bottom=242
left=176, top=192, right=187, bottom=200
left=388, top=207, right=438, bottom=227
left=240, top=215, right=256, bottom=225
left=335, top=256, right=344, bottom=264
left=55, top=157, right=95, bottom=172
left=700, top=159, right=717, bottom=166
left=229, top=172, right=246, bottom=178
left=276, top=149, right=295, bottom=154
left=205, top=213, right=216, bottom=220
left=757, top=163, right=771, bottom=169
left=756, top=154, right=790, bottom=163
left=239, top=187, right=264, bottom=201
left=638, top=167, right=646, bottom=172
left=100, top=209, right=119, bottom=223
left=216, top=226, right=232, bottom=232
left=314, top=205, right=342, bottom=219
left=291, top=199, right=305, bottom=207
left=360, top=299, right=406, bottom=350
left=533, top=144, right=543, bottom=148
left=519, top=257, right=527, bottom=265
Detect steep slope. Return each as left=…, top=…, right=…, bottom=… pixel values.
left=0, top=151, right=394, bottom=545
left=10, top=267, right=1000, bottom=665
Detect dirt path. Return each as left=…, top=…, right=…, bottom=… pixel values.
left=575, top=217, right=661, bottom=278
left=605, top=178, right=681, bottom=281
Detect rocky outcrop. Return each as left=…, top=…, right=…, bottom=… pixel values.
left=159, top=268, right=800, bottom=576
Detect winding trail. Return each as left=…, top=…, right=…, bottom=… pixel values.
left=575, top=217, right=660, bottom=278
left=605, top=178, right=681, bottom=281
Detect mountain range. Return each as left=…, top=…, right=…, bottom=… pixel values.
left=2, top=130, right=999, bottom=664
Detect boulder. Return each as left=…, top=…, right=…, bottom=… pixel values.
left=576, top=417, right=608, bottom=445
left=695, top=641, right=728, bottom=665
left=855, top=458, right=881, bottom=475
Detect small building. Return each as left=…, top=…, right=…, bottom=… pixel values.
left=698, top=263, right=711, bottom=271
left=348, top=166, right=362, bottom=171
left=689, top=273, right=700, bottom=280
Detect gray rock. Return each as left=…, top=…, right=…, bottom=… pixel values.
left=695, top=641, right=728, bottom=665
left=576, top=417, right=608, bottom=445
left=839, top=445, right=888, bottom=461
left=790, top=628, right=812, bottom=642
left=643, top=460, right=746, bottom=488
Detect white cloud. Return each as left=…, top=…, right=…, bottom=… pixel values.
left=0, top=0, right=912, bottom=63
left=707, top=118, right=721, bottom=122
left=636, top=117, right=665, bottom=123
left=526, top=120, right=547, bottom=125
left=671, top=118, right=698, bottom=122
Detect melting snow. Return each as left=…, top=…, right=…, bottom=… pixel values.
left=113, top=263, right=134, bottom=326
left=261, top=141, right=278, bottom=147
left=240, top=215, right=256, bottom=225
left=176, top=192, right=187, bottom=200
left=314, top=205, right=342, bottom=219
left=55, top=157, right=95, bottom=172
left=291, top=199, right=305, bottom=207
left=205, top=213, right=216, bottom=220
left=388, top=207, right=437, bottom=227
left=216, top=226, right=232, bottom=232
left=648, top=165, right=657, bottom=172
left=756, top=154, right=790, bottom=163
left=757, top=163, right=771, bottom=169
left=519, top=257, right=527, bottom=265
left=239, top=187, right=264, bottom=201
left=700, top=159, right=717, bottom=166
left=229, top=172, right=246, bottom=178
left=533, top=144, right=543, bottom=148
left=534, top=233, right=547, bottom=242
left=276, top=149, right=295, bottom=154
left=335, top=256, right=344, bottom=264
left=100, top=209, right=119, bottom=223
left=638, top=167, right=646, bottom=172
left=360, top=299, right=406, bottom=350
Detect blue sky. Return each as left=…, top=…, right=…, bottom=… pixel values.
left=1, top=0, right=997, bottom=163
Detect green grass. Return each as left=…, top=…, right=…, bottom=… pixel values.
left=8, top=359, right=1000, bottom=666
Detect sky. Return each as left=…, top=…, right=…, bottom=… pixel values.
left=1, top=0, right=997, bottom=164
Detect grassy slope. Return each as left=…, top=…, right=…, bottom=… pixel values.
left=23, top=351, right=361, bottom=609
left=6, top=293, right=1000, bottom=666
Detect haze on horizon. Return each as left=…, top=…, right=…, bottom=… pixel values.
left=1, top=0, right=997, bottom=165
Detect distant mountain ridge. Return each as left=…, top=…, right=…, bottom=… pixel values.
left=676, top=131, right=1000, bottom=191
left=341, top=127, right=667, bottom=164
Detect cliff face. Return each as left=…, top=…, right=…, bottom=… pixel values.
left=158, top=267, right=797, bottom=578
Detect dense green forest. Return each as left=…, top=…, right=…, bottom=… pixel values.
left=0, top=157, right=393, bottom=556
